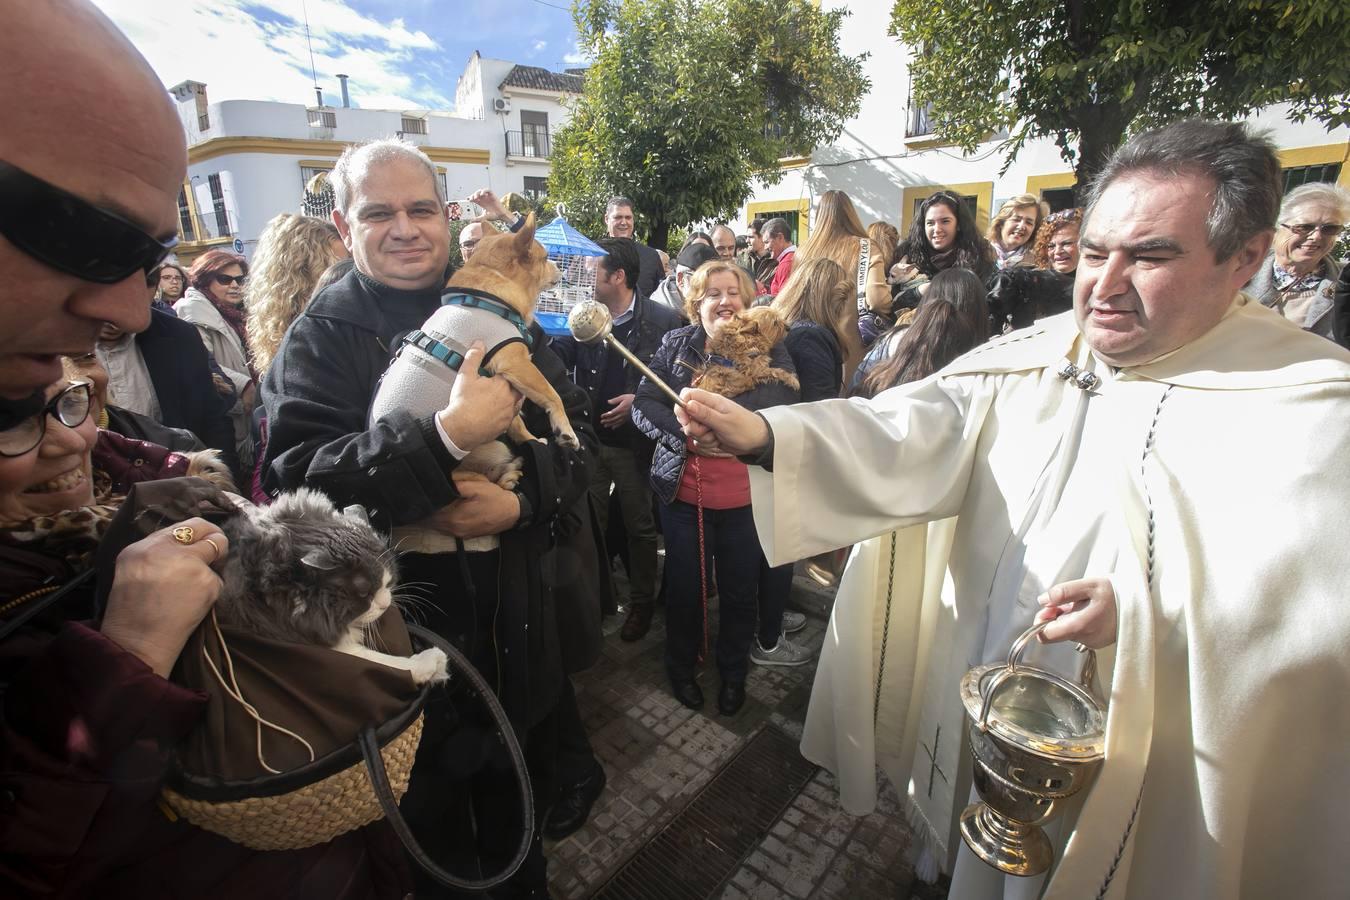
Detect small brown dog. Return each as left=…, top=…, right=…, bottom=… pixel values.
left=368, top=214, right=577, bottom=490
left=695, top=306, right=799, bottom=400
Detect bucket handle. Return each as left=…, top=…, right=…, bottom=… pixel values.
left=977, top=622, right=1098, bottom=732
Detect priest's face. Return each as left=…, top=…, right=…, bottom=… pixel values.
left=1074, top=173, right=1269, bottom=367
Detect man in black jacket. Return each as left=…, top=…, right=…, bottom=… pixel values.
left=262, top=137, right=597, bottom=897
left=98, top=307, right=240, bottom=475
left=605, top=197, right=663, bottom=300
left=552, top=238, right=684, bottom=642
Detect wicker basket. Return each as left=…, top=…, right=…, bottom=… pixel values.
left=162, top=713, right=423, bottom=851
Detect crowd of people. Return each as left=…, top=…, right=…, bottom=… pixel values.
left=2, top=3, right=1350, bottom=900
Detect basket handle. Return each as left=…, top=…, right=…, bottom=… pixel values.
left=359, top=625, right=534, bottom=891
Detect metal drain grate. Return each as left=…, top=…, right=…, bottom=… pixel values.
left=591, top=725, right=818, bottom=900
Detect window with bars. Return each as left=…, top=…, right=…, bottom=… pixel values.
left=1041, top=187, right=1077, bottom=213
left=523, top=176, right=548, bottom=202
left=307, top=108, right=336, bottom=128
left=1282, top=163, right=1342, bottom=193
left=207, top=173, right=232, bottom=237
left=401, top=116, right=427, bottom=135
left=911, top=193, right=979, bottom=224
left=177, top=185, right=195, bottom=242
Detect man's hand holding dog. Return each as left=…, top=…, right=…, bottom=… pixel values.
left=425, top=480, right=521, bottom=539
left=601, top=393, right=635, bottom=430
left=438, top=342, right=522, bottom=452
left=676, top=388, right=770, bottom=457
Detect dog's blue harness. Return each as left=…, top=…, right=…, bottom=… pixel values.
left=395, top=290, right=534, bottom=376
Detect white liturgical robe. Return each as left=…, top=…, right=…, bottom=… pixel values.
left=750, top=297, right=1350, bottom=899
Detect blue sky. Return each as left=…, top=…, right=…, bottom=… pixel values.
left=92, top=0, right=586, bottom=111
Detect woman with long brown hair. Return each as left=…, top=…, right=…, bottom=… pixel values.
left=793, top=191, right=891, bottom=349
left=852, top=267, right=989, bottom=399
left=773, top=257, right=857, bottom=401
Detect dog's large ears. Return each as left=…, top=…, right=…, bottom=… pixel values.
left=513, top=212, right=538, bottom=257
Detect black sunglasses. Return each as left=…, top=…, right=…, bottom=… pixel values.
left=0, top=381, right=93, bottom=458
left=212, top=272, right=247, bottom=287
left=0, top=160, right=178, bottom=285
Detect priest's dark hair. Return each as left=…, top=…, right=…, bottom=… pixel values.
left=1083, top=119, right=1281, bottom=262
left=854, top=267, right=989, bottom=399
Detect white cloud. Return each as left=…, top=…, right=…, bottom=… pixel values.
left=92, top=0, right=451, bottom=110
left=532, top=39, right=548, bottom=52
left=562, top=40, right=591, bottom=66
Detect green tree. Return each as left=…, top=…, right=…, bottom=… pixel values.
left=551, top=0, right=868, bottom=251
left=891, top=1, right=1350, bottom=188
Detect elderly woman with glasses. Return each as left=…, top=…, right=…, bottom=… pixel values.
left=1244, top=182, right=1349, bottom=343
left=178, top=249, right=256, bottom=470
left=0, top=363, right=231, bottom=630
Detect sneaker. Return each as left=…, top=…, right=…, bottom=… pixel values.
left=782, top=611, right=807, bottom=634
left=751, top=635, right=813, bottom=667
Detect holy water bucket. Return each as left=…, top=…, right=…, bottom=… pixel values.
left=958, top=622, right=1106, bottom=877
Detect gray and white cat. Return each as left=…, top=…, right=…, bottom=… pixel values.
left=214, top=488, right=447, bottom=684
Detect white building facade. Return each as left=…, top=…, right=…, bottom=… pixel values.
left=168, top=53, right=582, bottom=264
left=741, top=0, right=1350, bottom=244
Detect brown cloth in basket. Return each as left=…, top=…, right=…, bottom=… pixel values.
left=90, top=477, right=425, bottom=783
left=174, top=607, right=422, bottom=781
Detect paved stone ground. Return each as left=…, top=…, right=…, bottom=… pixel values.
left=545, top=567, right=949, bottom=900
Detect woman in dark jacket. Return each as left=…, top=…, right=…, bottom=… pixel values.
left=986, top=208, right=1080, bottom=335
left=863, top=191, right=995, bottom=347
left=632, top=261, right=798, bottom=717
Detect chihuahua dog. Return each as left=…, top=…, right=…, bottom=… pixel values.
left=370, top=214, right=578, bottom=493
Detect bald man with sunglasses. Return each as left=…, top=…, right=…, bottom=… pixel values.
left=0, top=3, right=417, bottom=895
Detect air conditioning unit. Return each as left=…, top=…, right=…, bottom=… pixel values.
left=493, top=97, right=511, bottom=114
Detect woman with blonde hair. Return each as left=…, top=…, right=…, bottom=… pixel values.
left=987, top=193, right=1049, bottom=270
left=244, top=213, right=346, bottom=375
left=758, top=256, right=858, bottom=658
left=632, top=260, right=799, bottom=715
left=988, top=207, right=1081, bottom=333
left=773, top=257, right=856, bottom=402
left=796, top=190, right=891, bottom=316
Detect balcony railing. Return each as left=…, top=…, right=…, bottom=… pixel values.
left=506, top=130, right=551, bottom=159
left=308, top=108, right=336, bottom=128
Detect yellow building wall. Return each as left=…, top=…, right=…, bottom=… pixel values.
left=900, top=181, right=994, bottom=232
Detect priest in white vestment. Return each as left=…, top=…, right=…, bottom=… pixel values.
left=673, top=120, right=1350, bottom=899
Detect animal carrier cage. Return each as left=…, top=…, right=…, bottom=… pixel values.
left=532, top=215, right=606, bottom=337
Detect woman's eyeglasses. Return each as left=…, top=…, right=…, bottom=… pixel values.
left=212, top=273, right=248, bottom=287
left=0, top=160, right=178, bottom=284
left=0, top=381, right=93, bottom=458
left=1280, top=222, right=1345, bottom=238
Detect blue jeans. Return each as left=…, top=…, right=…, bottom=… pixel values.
left=757, top=558, right=794, bottom=647
left=659, top=500, right=760, bottom=685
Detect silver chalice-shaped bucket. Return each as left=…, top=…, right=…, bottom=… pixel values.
left=958, top=622, right=1106, bottom=877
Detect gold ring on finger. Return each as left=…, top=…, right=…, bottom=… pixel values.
left=172, top=525, right=196, bottom=545
left=201, top=536, right=222, bottom=563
